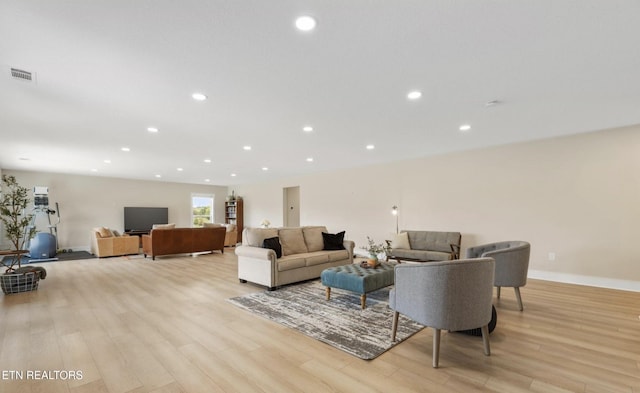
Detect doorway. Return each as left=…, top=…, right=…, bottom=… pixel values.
left=283, top=186, right=300, bottom=227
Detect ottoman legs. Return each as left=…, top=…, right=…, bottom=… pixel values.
left=325, top=286, right=368, bottom=309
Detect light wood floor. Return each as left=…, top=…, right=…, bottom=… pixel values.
left=1, top=252, right=639, bottom=393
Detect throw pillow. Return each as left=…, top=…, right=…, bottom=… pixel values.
left=98, top=227, right=113, bottom=238
left=322, top=231, right=346, bottom=250
left=391, top=232, right=410, bottom=249
left=262, top=236, right=282, bottom=258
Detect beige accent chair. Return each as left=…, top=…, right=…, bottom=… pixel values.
left=390, top=258, right=495, bottom=368
left=465, top=241, right=531, bottom=311
left=203, top=223, right=238, bottom=247
left=90, top=227, right=139, bottom=258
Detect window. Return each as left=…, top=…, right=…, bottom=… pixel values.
left=191, top=194, right=214, bottom=227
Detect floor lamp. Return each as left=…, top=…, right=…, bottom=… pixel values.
left=391, top=205, right=399, bottom=234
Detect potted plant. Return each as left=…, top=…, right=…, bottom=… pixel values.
left=0, top=175, right=40, bottom=294
left=362, top=236, right=386, bottom=267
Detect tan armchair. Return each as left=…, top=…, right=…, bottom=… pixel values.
left=204, top=223, right=238, bottom=247
left=90, top=227, right=139, bottom=258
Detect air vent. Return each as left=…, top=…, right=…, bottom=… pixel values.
left=10, top=68, right=33, bottom=82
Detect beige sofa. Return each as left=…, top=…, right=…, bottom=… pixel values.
left=90, top=227, right=139, bottom=258
left=235, top=226, right=354, bottom=290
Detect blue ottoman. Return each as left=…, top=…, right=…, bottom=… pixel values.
left=321, top=262, right=395, bottom=309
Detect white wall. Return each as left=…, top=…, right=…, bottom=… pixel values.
left=0, top=171, right=227, bottom=251
left=234, top=125, right=640, bottom=291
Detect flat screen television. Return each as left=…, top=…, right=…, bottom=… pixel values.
left=124, top=207, right=168, bottom=232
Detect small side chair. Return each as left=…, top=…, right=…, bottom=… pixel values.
left=389, top=258, right=495, bottom=368
left=466, top=241, right=531, bottom=311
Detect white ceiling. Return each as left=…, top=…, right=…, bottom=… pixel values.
left=1, top=1, right=640, bottom=186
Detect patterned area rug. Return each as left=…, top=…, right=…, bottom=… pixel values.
left=228, top=280, right=424, bottom=360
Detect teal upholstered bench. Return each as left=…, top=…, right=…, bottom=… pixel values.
left=321, top=262, right=395, bottom=309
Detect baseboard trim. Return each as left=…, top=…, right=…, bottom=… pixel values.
left=528, top=270, right=640, bottom=292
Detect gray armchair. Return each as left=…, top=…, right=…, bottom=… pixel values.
left=466, top=241, right=531, bottom=311
left=389, top=258, right=495, bottom=368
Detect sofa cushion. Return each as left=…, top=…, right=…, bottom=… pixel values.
left=322, top=231, right=345, bottom=250
left=244, top=228, right=279, bottom=247
left=326, top=249, right=350, bottom=262
left=406, top=230, right=460, bottom=253
left=277, top=255, right=306, bottom=271
left=391, top=232, right=410, bottom=249
left=304, top=252, right=330, bottom=267
left=302, top=226, right=328, bottom=252
left=278, top=228, right=308, bottom=256
left=262, top=236, right=282, bottom=258
left=391, top=248, right=452, bottom=261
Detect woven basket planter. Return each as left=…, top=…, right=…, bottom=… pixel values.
left=0, top=271, right=40, bottom=295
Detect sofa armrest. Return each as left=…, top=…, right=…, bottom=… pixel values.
left=235, top=245, right=276, bottom=260
left=342, top=240, right=355, bottom=258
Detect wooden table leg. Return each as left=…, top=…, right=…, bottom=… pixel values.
left=360, top=294, right=366, bottom=309
left=325, top=287, right=331, bottom=300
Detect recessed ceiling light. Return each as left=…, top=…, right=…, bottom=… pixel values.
left=204, top=179, right=210, bottom=182
left=262, top=167, right=269, bottom=171
left=192, top=93, right=207, bottom=101
left=91, top=168, right=98, bottom=172
left=203, top=158, right=211, bottom=163
left=366, top=144, right=375, bottom=150
left=147, top=127, right=158, bottom=133
left=121, top=147, right=130, bottom=152
left=177, top=168, right=183, bottom=171
left=485, top=100, right=500, bottom=107
left=459, top=124, right=471, bottom=131
left=407, top=91, right=422, bottom=100
left=303, top=126, right=313, bottom=132
left=155, top=174, right=161, bottom=178
left=104, top=159, right=111, bottom=164
left=306, top=157, right=314, bottom=162
left=295, top=16, right=317, bottom=31
left=230, top=173, right=237, bottom=177
left=18, top=157, right=30, bottom=161
left=243, top=145, right=252, bottom=151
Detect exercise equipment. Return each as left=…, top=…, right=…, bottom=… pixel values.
left=27, top=186, right=60, bottom=262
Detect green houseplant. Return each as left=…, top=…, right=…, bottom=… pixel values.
left=0, top=175, right=36, bottom=272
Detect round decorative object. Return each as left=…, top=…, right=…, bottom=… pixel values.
left=367, top=258, right=379, bottom=268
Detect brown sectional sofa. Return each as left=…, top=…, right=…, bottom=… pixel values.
left=142, top=226, right=226, bottom=260
left=235, top=226, right=354, bottom=290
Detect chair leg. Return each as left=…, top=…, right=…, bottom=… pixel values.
left=432, top=328, right=441, bottom=368
left=514, top=287, right=524, bottom=311
left=391, top=311, right=399, bottom=341
left=496, top=286, right=501, bottom=299
left=480, top=325, right=491, bottom=356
